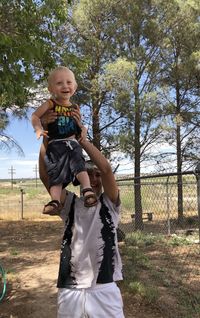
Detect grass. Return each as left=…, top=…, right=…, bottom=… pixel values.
left=167, top=235, right=194, bottom=246
left=120, top=181, right=198, bottom=229
left=125, top=231, right=164, bottom=247
left=0, top=177, right=199, bottom=220
left=0, top=179, right=199, bottom=316
left=128, top=281, right=159, bottom=304
left=0, top=180, right=81, bottom=220
left=119, top=230, right=200, bottom=317
left=9, top=248, right=19, bottom=256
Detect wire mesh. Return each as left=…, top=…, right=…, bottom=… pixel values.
left=117, top=173, right=200, bottom=316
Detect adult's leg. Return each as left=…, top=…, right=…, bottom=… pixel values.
left=86, top=283, right=125, bottom=318
left=57, top=289, right=84, bottom=318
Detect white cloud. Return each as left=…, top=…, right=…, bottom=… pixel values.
left=0, top=159, right=38, bottom=179
left=11, top=160, right=38, bottom=166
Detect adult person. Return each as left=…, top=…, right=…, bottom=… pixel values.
left=39, top=121, right=125, bottom=317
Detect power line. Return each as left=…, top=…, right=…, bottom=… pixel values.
left=8, top=166, right=15, bottom=189
left=33, top=164, right=39, bottom=188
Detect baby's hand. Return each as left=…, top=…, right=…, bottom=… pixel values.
left=36, top=129, right=49, bottom=139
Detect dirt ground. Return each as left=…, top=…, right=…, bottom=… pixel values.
left=0, top=220, right=168, bottom=318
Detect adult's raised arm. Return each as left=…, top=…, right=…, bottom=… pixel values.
left=79, top=127, right=119, bottom=204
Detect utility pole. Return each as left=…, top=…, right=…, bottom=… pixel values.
left=8, top=166, right=16, bottom=189
left=33, top=164, right=38, bottom=188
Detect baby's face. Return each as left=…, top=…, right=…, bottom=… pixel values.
left=48, top=70, right=77, bottom=103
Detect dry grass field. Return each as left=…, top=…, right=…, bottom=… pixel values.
left=0, top=219, right=200, bottom=318
left=0, top=179, right=200, bottom=317
left=0, top=220, right=166, bottom=318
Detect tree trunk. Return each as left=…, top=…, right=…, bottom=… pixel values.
left=175, top=73, right=184, bottom=224
left=176, top=122, right=184, bottom=224
left=134, top=77, right=143, bottom=230
left=92, top=99, right=101, bottom=150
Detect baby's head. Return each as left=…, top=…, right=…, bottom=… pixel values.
left=48, top=66, right=77, bottom=99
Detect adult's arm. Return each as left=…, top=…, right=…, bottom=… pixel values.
left=79, top=128, right=119, bottom=204
left=39, top=141, right=49, bottom=191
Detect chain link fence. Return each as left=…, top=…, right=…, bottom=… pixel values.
left=117, top=170, right=200, bottom=317
left=118, top=172, right=199, bottom=236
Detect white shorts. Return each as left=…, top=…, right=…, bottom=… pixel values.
left=57, top=282, right=125, bottom=318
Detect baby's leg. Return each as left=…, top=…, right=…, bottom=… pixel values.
left=43, top=184, right=63, bottom=215
left=76, top=171, right=97, bottom=207
left=50, top=184, right=62, bottom=202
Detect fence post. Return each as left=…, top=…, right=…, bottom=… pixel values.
left=20, top=189, right=25, bottom=220
left=166, top=176, right=171, bottom=236
left=194, top=163, right=200, bottom=244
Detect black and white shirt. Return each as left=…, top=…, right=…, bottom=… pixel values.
left=57, top=192, right=123, bottom=289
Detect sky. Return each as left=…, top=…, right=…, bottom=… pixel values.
left=0, top=114, right=135, bottom=180
left=0, top=114, right=41, bottom=179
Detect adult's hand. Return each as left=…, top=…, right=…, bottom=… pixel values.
left=41, top=110, right=57, bottom=127
left=71, top=107, right=82, bottom=127
left=41, top=107, right=82, bottom=127
left=77, top=125, right=87, bottom=143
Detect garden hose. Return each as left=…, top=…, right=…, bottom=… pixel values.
left=0, top=264, right=6, bottom=302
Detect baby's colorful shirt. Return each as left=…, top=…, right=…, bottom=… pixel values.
left=47, top=99, right=81, bottom=140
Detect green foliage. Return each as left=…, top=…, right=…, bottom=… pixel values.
left=1, top=0, right=200, bottom=171
left=9, top=248, right=19, bottom=256
left=129, top=281, right=159, bottom=303
left=62, top=0, right=125, bottom=151
left=153, top=0, right=200, bottom=170
left=125, top=231, right=163, bottom=247
left=0, top=0, right=69, bottom=152
left=176, top=288, right=200, bottom=317
left=122, top=229, right=200, bottom=314
left=121, top=231, right=160, bottom=305
left=0, top=0, right=68, bottom=112
left=167, top=234, right=193, bottom=246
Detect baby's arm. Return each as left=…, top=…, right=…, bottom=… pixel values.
left=31, top=100, right=52, bottom=139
